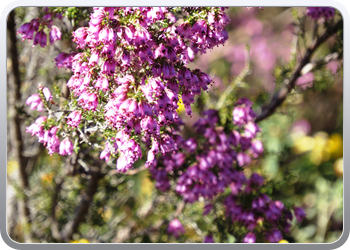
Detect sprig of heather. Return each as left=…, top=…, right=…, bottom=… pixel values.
left=307, top=7, right=335, bottom=19
left=17, top=7, right=62, bottom=47
left=24, top=7, right=230, bottom=172
left=149, top=99, right=305, bottom=242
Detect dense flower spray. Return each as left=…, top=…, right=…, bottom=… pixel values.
left=150, top=99, right=305, bottom=242
left=20, top=7, right=311, bottom=243
left=24, top=7, right=230, bottom=172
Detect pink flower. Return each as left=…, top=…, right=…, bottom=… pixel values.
left=326, top=60, right=341, bottom=74
left=243, top=232, right=256, bottom=243
left=100, top=142, right=115, bottom=162
left=296, top=72, right=314, bottom=90
left=26, top=94, right=44, bottom=111
left=45, top=126, right=60, bottom=155
left=49, top=25, right=61, bottom=44
left=250, top=140, right=264, bottom=158
left=42, top=87, right=52, bottom=101
left=59, top=137, right=73, bottom=155
left=67, top=111, right=82, bottom=128
left=26, top=116, right=47, bottom=138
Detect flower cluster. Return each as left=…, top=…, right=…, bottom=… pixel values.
left=59, top=7, right=229, bottom=171
left=307, top=7, right=335, bottom=19
left=149, top=100, right=264, bottom=202
left=25, top=87, right=74, bottom=156
left=26, top=119, right=74, bottom=156
left=18, top=6, right=321, bottom=244
left=224, top=194, right=296, bottom=243
left=24, top=7, right=230, bottom=170
left=17, top=8, right=62, bottom=47
left=149, top=100, right=305, bottom=242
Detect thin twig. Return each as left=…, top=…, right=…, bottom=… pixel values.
left=255, top=20, right=342, bottom=123
left=50, top=177, right=64, bottom=241
left=216, top=47, right=251, bottom=110
left=108, top=165, right=147, bottom=176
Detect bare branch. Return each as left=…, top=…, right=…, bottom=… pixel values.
left=50, top=177, right=64, bottom=241
left=61, top=164, right=101, bottom=242
left=108, top=165, right=147, bottom=176
left=7, top=10, right=33, bottom=243
left=255, top=20, right=343, bottom=123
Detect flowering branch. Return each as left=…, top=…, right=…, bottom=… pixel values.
left=255, top=19, right=342, bottom=123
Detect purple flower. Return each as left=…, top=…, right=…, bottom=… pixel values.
left=33, top=30, right=47, bottom=47
left=244, top=122, right=260, bottom=139
left=250, top=140, right=264, bottom=158
left=204, top=235, right=214, bottom=243
left=233, top=106, right=246, bottom=126
left=167, top=219, right=185, bottom=238
left=243, top=232, right=256, bottom=243
left=184, top=138, right=197, bottom=153
left=266, top=229, right=283, bottom=243
left=203, top=204, right=213, bottom=216
left=55, top=52, right=76, bottom=69
left=307, top=7, right=335, bottom=19
left=294, top=207, right=306, bottom=223
left=237, top=153, right=251, bottom=167
left=296, top=72, right=314, bottom=90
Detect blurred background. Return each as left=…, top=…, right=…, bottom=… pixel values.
left=7, top=7, right=343, bottom=243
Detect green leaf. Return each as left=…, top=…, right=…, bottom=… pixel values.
left=227, top=234, right=236, bottom=243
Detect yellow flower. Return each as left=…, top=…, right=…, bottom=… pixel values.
left=70, top=239, right=89, bottom=243
left=292, top=136, right=315, bottom=154
left=279, top=239, right=289, bottom=243
left=309, top=132, right=329, bottom=165
left=41, top=172, right=55, bottom=184
left=334, top=158, right=343, bottom=177
left=326, top=133, right=343, bottom=159
left=7, top=161, right=18, bottom=176
left=78, top=239, right=90, bottom=243
left=177, top=98, right=185, bottom=113
left=101, top=208, right=112, bottom=221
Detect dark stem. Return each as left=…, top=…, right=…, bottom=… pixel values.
left=7, top=10, right=33, bottom=243
left=61, top=165, right=101, bottom=242
left=50, top=177, right=64, bottom=241
left=255, top=20, right=343, bottom=123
